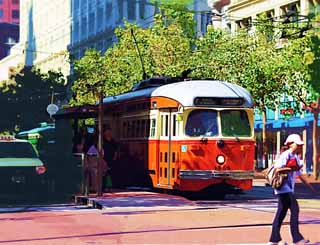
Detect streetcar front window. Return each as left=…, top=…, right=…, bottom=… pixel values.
left=186, top=110, right=218, bottom=137
left=221, top=110, right=251, bottom=137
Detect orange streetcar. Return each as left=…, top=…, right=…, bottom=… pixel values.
left=100, top=78, right=255, bottom=194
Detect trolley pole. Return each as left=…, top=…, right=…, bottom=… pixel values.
left=97, top=91, right=104, bottom=196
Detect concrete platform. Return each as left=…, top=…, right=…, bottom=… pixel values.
left=75, top=190, right=196, bottom=211
left=75, top=175, right=320, bottom=211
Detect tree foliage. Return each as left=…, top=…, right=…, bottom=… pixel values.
left=0, top=65, right=66, bottom=133
left=71, top=5, right=195, bottom=106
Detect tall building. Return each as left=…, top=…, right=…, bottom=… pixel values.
left=20, top=0, right=71, bottom=76
left=69, top=0, right=213, bottom=60
left=0, top=0, right=20, bottom=24
left=0, top=0, right=214, bottom=79
left=1, top=0, right=214, bottom=81
left=70, top=0, right=155, bottom=59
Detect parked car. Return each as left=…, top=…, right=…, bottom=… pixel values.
left=0, top=135, right=47, bottom=196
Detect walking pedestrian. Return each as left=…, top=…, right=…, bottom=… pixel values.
left=102, top=127, right=118, bottom=192
left=268, top=134, right=316, bottom=245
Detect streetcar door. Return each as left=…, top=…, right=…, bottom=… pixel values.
left=158, top=110, right=173, bottom=187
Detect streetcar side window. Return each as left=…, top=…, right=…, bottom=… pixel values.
left=161, top=115, right=169, bottom=137
left=122, top=122, right=127, bottom=138
left=220, top=110, right=251, bottom=137
left=161, top=115, right=164, bottom=136
left=150, top=119, right=156, bottom=137
left=136, top=120, right=140, bottom=137
left=165, top=115, right=169, bottom=136
left=172, top=114, right=176, bottom=136
left=141, top=120, right=146, bottom=137
left=126, top=121, right=132, bottom=138
left=185, top=110, right=218, bottom=137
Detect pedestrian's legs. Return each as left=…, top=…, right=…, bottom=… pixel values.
left=288, top=193, right=304, bottom=243
left=269, top=193, right=290, bottom=243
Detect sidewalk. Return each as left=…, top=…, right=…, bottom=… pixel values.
left=75, top=171, right=320, bottom=210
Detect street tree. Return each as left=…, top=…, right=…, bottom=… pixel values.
left=71, top=4, right=195, bottom=106
left=0, top=65, right=66, bottom=133
left=279, top=21, right=320, bottom=179
left=71, top=49, right=107, bottom=106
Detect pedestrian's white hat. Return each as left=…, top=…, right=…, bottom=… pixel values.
left=284, top=134, right=304, bottom=145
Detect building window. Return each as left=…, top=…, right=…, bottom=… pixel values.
left=73, top=21, right=79, bottom=42
left=236, top=17, right=251, bottom=30
left=81, top=0, right=87, bottom=10
left=139, top=0, right=146, bottom=19
left=97, top=7, right=103, bottom=31
left=73, top=0, right=79, bottom=11
left=127, top=0, right=136, bottom=20
left=12, top=10, right=19, bottom=19
left=81, top=16, right=87, bottom=39
left=88, top=0, right=93, bottom=10
left=105, top=2, right=112, bottom=21
left=89, top=12, right=95, bottom=34
left=281, top=2, right=300, bottom=22
left=117, top=0, right=123, bottom=22
left=12, top=0, right=19, bottom=4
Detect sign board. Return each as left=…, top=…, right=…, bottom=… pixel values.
left=46, top=104, right=59, bottom=116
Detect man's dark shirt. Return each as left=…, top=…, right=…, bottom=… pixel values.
left=103, top=138, right=118, bottom=164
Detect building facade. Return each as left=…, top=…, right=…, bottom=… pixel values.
left=0, top=0, right=20, bottom=24
left=228, top=0, right=320, bottom=33
left=20, top=0, right=71, bottom=76
left=0, top=0, right=214, bottom=81
left=69, top=0, right=213, bottom=60
left=70, top=0, right=155, bottom=59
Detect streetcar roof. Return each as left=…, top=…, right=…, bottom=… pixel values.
left=103, top=80, right=254, bottom=108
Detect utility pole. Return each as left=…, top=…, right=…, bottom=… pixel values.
left=312, top=97, right=320, bottom=180
left=97, top=90, right=104, bottom=196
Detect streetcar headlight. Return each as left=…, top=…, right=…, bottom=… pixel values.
left=216, top=155, right=225, bottom=165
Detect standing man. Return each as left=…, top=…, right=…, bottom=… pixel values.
left=102, top=127, right=118, bottom=191
left=268, top=134, right=316, bottom=245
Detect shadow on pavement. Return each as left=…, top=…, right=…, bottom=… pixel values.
left=0, top=193, right=74, bottom=208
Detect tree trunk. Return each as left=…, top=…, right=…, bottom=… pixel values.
left=312, top=97, right=320, bottom=180
left=262, top=108, right=268, bottom=168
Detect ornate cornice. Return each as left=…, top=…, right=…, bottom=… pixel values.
left=228, top=0, right=265, bottom=12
